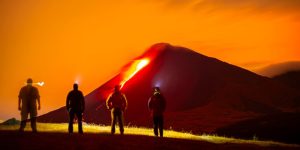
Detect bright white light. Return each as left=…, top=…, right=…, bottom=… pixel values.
left=154, top=81, right=161, bottom=87
left=37, top=82, right=45, bottom=86
left=74, top=80, right=79, bottom=84
left=24, top=81, right=45, bottom=87
left=74, top=75, right=81, bottom=85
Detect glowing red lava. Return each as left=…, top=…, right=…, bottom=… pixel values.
left=120, top=58, right=150, bottom=89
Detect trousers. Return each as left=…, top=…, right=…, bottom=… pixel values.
left=68, top=110, right=83, bottom=134
left=111, top=108, right=124, bottom=134
left=153, top=116, right=164, bottom=137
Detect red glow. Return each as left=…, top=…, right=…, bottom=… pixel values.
left=120, top=58, right=150, bottom=89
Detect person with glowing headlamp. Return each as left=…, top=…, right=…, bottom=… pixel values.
left=106, top=85, right=128, bottom=135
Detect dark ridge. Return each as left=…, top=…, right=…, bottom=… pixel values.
left=273, top=70, right=300, bottom=90
left=215, top=112, right=300, bottom=144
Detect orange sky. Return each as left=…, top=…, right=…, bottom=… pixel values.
left=1, top=0, right=300, bottom=120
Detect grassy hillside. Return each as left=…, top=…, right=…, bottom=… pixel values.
left=0, top=122, right=298, bottom=148
left=215, top=112, right=300, bottom=144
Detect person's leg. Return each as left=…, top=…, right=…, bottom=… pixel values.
left=19, top=112, right=28, bottom=132
left=19, top=120, right=26, bottom=132
left=111, top=109, right=116, bottom=134
left=68, top=111, right=75, bottom=133
left=117, top=110, right=124, bottom=134
left=29, top=109, right=38, bottom=132
left=30, top=117, right=37, bottom=133
left=158, top=116, right=164, bottom=137
left=153, top=116, right=159, bottom=136
left=77, top=112, right=83, bottom=134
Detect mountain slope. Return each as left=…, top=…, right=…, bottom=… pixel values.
left=38, top=43, right=299, bottom=133
left=273, top=71, right=300, bottom=90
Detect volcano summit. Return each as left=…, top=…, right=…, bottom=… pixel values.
left=39, top=43, right=300, bottom=142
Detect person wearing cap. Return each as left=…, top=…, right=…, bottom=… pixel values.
left=18, top=78, right=41, bottom=132
left=148, top=87, right=166, bottom=137
left=66, top=83, right=85, bottom=134
left=106, top=85, right=128, bottom=135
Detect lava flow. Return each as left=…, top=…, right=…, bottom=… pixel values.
left=120, top=58, right=150, bottom=89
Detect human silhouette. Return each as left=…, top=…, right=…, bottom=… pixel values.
left=148, top=87, right=166, bottom=137
left=66, top=83, right=85, bottom=134
left=18, top=78, right=41, bottom=132
left=106, top=85, right=128, bottom=134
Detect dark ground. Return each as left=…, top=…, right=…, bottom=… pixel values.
left=0, top=131, right=298, bottom=150
left=215, top=112, right=300, bottom=144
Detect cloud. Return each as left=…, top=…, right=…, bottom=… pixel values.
left=195, top=0, right=300, bottom=13
left=154, top=0, right=300, bottom=14
left=239, top=61, right=270, bottom=69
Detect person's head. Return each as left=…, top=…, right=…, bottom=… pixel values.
left=153, top=87, right=160, bottom=92
left=153, top=87, right=161, bottom=95
left=73, top=83, right=78, bottom=91
left=114, top=85, right=121, bottom=92
left=27, top=78, right=33, bottom=86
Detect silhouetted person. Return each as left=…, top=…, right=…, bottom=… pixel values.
left=106, top=85, right=128, bottom=134
left=18, top=78, right=41, bottom=132
left=66, top=83, right=85, bottom=134
left=148, top=87, right=166, bottom=137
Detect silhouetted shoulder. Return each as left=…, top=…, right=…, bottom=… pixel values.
left=79, top=91, right=84, bottom=98
left=18, top=86, right=26, bottom=98
left=32, top=86, right=39, bottom=92
left=20, top=86, right=27, bottom=91
left=32, top=86, right=40, bottom=98
left=67, top=90, right=74, bottom=98
left=19, top=86, right=29, bottom=96
left=79, top=90, right=84, bottom=95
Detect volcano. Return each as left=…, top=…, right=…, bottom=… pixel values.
left=38, top=43, right=299, bottom=137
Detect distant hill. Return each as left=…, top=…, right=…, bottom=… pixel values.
left=1, top=118, right=20, bottom=125
left=272, top=71, right=300, bottom=91
left=256, top=61, right=300, bottom=77
left=38, top=43, right=300, bottom=142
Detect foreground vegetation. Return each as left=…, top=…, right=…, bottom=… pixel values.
left=0, top=122, right=298, bottom=148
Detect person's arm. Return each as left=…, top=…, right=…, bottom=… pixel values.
left=18, top=97, right=21, bottom=111
left=123, top=94, right=128, bottom=110
left=106, top=94, right=112, bottom=110
left=37, top=97, right=41, bottom=110
left=81, top=92, right=85, bottom=113
left=36, top=88, right=41, bottom=110
left=66, top=92, right=70, bottom=111
left=148, top=97, right=153, bottom=110
left=18, top=89, right=22, bottom=111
